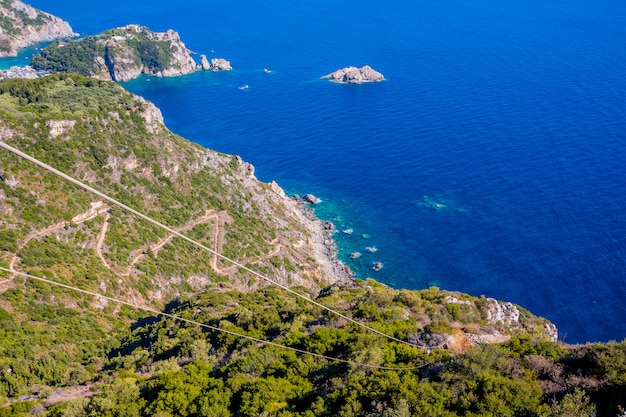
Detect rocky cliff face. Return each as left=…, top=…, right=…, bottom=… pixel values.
left=30, top=24, right=214, bottom=82
left=0, top=0, right=76, bottom=57
left=95, top=25, right=198, bottom=82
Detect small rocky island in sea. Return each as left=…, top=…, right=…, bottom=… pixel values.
left=322, top=65, right=384, bottom=84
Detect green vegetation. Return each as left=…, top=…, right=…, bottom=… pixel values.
left=30, top=26, right=175, bottom=78
left=30, top=38, right=104, bottom=76
left=4, top=285, right=626, bottom=416
left=0, top=75, right=625, bottom=416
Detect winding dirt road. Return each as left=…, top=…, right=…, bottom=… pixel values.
left=2, top=202, right=282, bottom=292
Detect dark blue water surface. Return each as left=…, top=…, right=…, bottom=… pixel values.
left=10, top=0, right=626, bottom=343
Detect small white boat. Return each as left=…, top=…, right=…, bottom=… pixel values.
left=238, top=84, right=249, bottom=90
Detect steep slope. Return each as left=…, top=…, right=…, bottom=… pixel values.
left=0, top=74, right=347, bottom=296
left=30, top=24, right=209, bottom=81
left=2, top=75, right=623, bottom=417
left=0, top=0, right=76, bottom=58
left=0, top=74, right=350, bottom=407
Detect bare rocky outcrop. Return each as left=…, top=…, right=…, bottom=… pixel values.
left=486, top=298, right=521, bottom=326
left=485, top=297, right=558, bottom=342
left=303, top=194, right=322, bottom=204
left=322, top=65, right=385, bottom=84
left=199, top=54, right=211, bottom=70
left=97, top=25, right=198, bottom=82
left=442, top=294, right=559, bottom=345
left=30, top=24, right=231, bottom=82
left=208, top=57, right=232, bottom=71
left=197, top=54, right=232, bottom=71
left=45, top=119, right=76, bottom=139
left=0, top=0, right=76, bottom=57
left=224, top=155, right=352, bottom=290
left=135, top=94, right=165, bottom=134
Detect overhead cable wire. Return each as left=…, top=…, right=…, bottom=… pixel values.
left=0, top=141, right=444, bottom=350
left=0, top=266, right=433, bottom=371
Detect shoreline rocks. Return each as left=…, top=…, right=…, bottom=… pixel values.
left=288, top=195, right=354, bottom=284
left=207, top=57, right=232, bottom=71
left=302, top=193, right=322, bottom=204
left=28, top=24, right=233, bottom=82
left=322, top=65, right=385, bottom=84
left=371, top=261, right=383, bottom=271
left=200, top=55, right=232, bottom=71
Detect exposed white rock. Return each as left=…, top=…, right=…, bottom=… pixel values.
left=209, top=57, right=232, bottom=71
left=545, top=323, right=559, bottom=342
left=4, top=175, right=17, bottom=189
left=0, top=0, right=77, bottom=57
left=237, top=159, right=255, bottom=177
left=322, top=65, right=385, bottom=84
left=199, top=54, right=211, bottom=70
left=303, top=194, right=322, bottom=204
left=88, top=25, right=199, bottom=82
left=151, top=29, right=198, bottom=77
left=135, top=95, right=165, bottom=134
left=45, top=120, right=76, bottom=139
left=269, top=180, right=287, bottom=197
left=486, top=298, right=521, bottom=326
left=445, top=295, right=473, bottom=306
left=0, top=126, right=17, bottom=140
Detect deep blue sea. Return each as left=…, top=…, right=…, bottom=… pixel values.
left=5, top=0, right=626, bottom=343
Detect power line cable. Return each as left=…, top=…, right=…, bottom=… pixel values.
left=0, top=266, right=434, bottom=371
left=0, top=141, right=444, bottom=350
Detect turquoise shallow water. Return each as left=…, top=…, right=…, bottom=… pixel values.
left=7, top=0, right=626, bottom=343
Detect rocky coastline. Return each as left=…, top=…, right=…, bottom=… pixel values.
left=28, top=24, right=233, bottom=82
left=0, top=4, right=558, bottom=343
left=0, top=0, right=77, bottom=58
left=239, top=182, right=354, bottom=290
left=292, top=194, right=355, bottom=284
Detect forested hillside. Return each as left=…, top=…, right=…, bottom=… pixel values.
left=0, top=75, right=624, bottom=416
left=30, top=25, right=199, bottom=81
